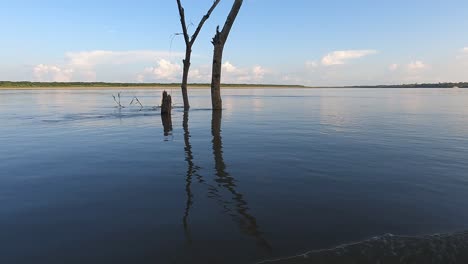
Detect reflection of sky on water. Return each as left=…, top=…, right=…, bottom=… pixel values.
left=1, top=88, right=468, bottom=263
left=1, top=87, right=467, bottom=137
left=314, top=88, right=468, bottom=137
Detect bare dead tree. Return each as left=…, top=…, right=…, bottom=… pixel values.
left=210, top=0, right=243, bottom=110
left=176, top=0, right=221, bottom=111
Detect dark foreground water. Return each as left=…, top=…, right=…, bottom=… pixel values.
left=1, top=88, right=468, bottom=264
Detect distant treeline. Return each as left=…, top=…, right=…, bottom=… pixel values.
left=2, top=81, right=466, bottom=89
left=0, top=81, right=305, bottom=88
left=348, top=82, right=468, bottom=88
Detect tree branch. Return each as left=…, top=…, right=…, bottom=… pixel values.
left=176, top=0, right=190, bottom=45
left=190, top=0, right=221, bottom=46
left=219, top=0, right=243, bottom=44
left=212, top=25, right=221, bottom=45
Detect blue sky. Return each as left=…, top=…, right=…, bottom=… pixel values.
left=1, top=0, right=468, bottom=85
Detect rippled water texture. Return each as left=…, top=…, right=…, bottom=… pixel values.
left=0, top=88, right=467, bottom=263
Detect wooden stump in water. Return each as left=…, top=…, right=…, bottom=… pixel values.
left=161, top=91, right=172, bottom=136
left=161, top=114, right=173, bottom=136
left=161, top=91, right=172, bottom=115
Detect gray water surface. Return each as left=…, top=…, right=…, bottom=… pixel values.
left=1, top=88, right=467, bottom=263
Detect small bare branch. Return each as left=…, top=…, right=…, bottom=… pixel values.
left=134, top=97, right=143, bottom=108
left=112, top=93, right=125, bottom=108
left=190, top=0, right=221, bottom=46
left=218, top=0, right=243, bottom=44
left=176, top=0, right=190, bottom=45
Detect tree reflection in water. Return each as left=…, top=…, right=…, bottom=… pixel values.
left=182, top=111, right=198, bottom=244
left=161, top=113, right=172, bottom=138
left=179, top=110, right=271, bottom=251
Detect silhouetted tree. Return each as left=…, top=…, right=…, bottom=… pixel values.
left=210, top=0, right=243, bottom=110
left=176, top=0, right=221, bottom=111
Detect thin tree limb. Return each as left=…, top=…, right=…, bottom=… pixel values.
left=218, top=0, right=243, bottom=44
left=190, top=0, right=221, bottom=46
left=176, top=0, right=190, bottom=45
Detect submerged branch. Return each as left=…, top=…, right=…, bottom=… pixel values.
left=112, top=92, right=125, bottom=108
left=129, top=96, right=143, bottom=109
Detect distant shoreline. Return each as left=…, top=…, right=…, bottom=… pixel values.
left=0, top=81, right=466, bottom=90
left=0, top=85, right=306, bottom=90
left=0, top=82, right=305, bottom=90
left=1, top=86, right=466, bottom=90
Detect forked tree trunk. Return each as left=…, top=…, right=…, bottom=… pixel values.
left=210, top=0, right=243, bottom=110
left=176, top=0, right=221, bottom=111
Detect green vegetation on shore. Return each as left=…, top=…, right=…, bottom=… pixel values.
left=348, top=82, right=468, bottom=88
left=1, top=81, right=467, bottom=89
left=0, top=81, right=305, bottom=88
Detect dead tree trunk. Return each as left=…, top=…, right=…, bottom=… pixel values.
left=161, top=91, right=173, bottom=136
left=161, top=90, right=172, bottom=115
left=176, top=0, right=221, bottom=111
left=181, top=47, right=191, bottom=111
left=161, top=114, right=173, bottom=137
left=211, top=0, right=244, bottom=110
left=211, top=39, right=224, bottom=110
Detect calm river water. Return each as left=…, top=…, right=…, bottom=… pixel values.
left=1, top=88, right=468, bottom=263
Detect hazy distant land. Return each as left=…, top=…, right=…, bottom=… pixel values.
left=0, top=81, right=466, bottom=89
left=348, top=82, right=468, bottom=88
left=0, top=81, right=305, bottom=89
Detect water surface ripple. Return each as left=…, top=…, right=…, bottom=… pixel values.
left=0, top=88, right=467, bottom=264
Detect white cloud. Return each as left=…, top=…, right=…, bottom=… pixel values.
left=33, top=64, right=74, bottom=82
left=253, top=66, right=267, bottom=80
left=389, top=63, right=399, bottom=71
left=220, top=61, right=269, bottom=83
left=150, top=59, right=181, bottom=80
left=188, top=65, right=212, bottom=82
left=222, top=61, right=238, bottom=73
left=407, top=61, right=427, bottom=71
left=138, top=59, right=182, bottom=82
left=305, top=60, right=318, bottom=70
left=456, top=47, right=468, bottom=60
left=33, top=50, right=184, bottom=82
left=65, top=50, right=181, bottom=68
left=138, top=61, right=269, bottom=83
left=281, top=74, right=303, bottom=84
left=321, top=50, right=377, bottom=66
